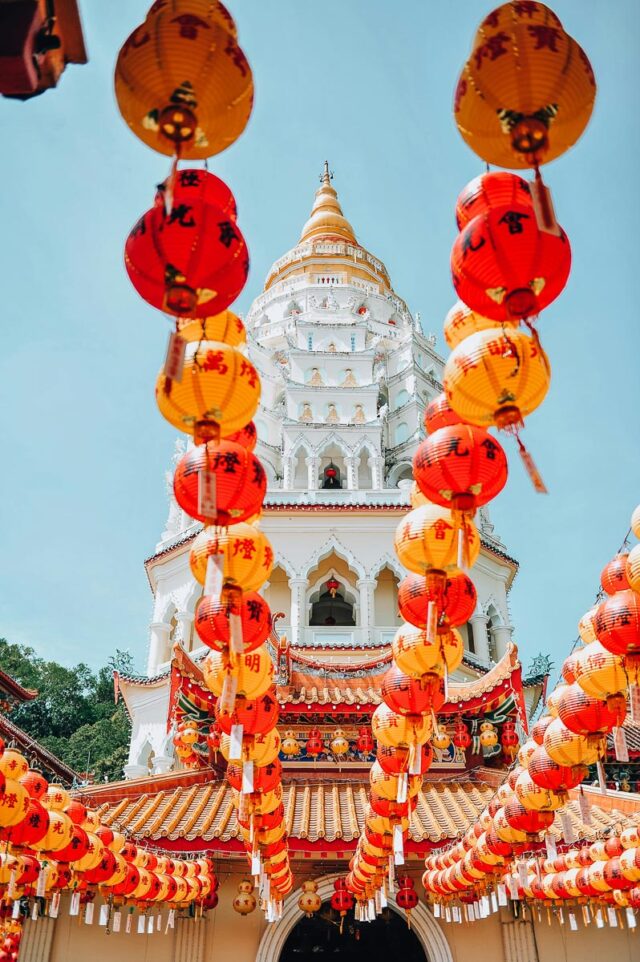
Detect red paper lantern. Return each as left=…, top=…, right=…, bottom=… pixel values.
left=369, top=793, right=416, bottom=820
left=557, top=684, right=626, bottom=736
left=19, top=770, right=48, bottom=800
left=595, top=589, right=640, bottom=657
left=0, top=799, right=48, bottom=847
left=305, top=729, right=324, bottom=757
left=600, top=554, right=631, bottom=595
left=396, top=876, right=419, bottom=912
left=195, top=591, right=271, bottom=653
left=331, top=880, right=354, bottom=915
left=424, top=392, right=462, bottom=434
left=155, top=168, right=238, bottom=222
left=504, top=799, right=554, bottom=834
left=125, top=198, right=248, bottom=317
left=215, top=690, right=279, bottom=736
left=527, top=745, right=587, bottom=793
left=453, top=720, right=471, bottom=750
left=531, top=715, right=553, bottom=746
left=414, top=423, right=507, bottom=514
left=83, top=849, right=118, bottom=885
left=381, top=665, right=445, bottom=716
left=456, top=172, right=533, bottom=230
left=225, top=421, right=258, bottom=451
left=398, top=571, right=477, bottom=631
left=500, top=722, right=519, bottom=758
left=356, top=727, right=374, bottom=755
left=226, top=759, right=281, bottom=794
left=376, top=742, right=433, bottom=777
left=451, top=204, right=571, bottom=321
left=54, top=825, right=90, bottom=863
left=173, top=440, right=266, bottom=525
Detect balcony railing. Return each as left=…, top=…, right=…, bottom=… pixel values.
left=279, top=626, right=397, bottom=648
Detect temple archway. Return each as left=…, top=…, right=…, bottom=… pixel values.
left=255, top=874, right=453, bottom=962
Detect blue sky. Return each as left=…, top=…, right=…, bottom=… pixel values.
left=0, top=0, right=638, bottom=674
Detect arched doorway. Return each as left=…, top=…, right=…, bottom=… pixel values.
left=279, top=901, right=426, bottom=960
left=255, top=874, right=453, bottom=962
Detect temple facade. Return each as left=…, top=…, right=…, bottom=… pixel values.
left=37, top=167, right=637, bottom=962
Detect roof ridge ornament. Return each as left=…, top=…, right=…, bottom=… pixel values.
left=320, top=160, right=334, bottom=186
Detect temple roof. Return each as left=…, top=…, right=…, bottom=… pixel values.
left=0, top=668, right=37, bottom=704
left=79, top=767, right=640, bottom=854
left=0, top=712, right=82, bottom=786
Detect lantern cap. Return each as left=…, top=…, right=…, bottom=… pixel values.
left=299, top=162, right=357, bottom=244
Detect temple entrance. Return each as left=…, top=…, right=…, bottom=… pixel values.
left=279, top=901, right=426, bottom=960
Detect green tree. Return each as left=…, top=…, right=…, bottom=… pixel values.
left=0, top=639, right=133, bottom=783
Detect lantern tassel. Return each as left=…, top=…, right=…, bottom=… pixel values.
left=426, top=601, right=437, bottom=645
left=457, top=526, right=466, bottom=570
left=197, top=467, right=217, bottom=520
left=164, top=152, right=180, bottom=217
left=515, top=434, right=548, bottom=494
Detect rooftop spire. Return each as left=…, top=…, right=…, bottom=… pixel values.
left=299, top=161, right=357, bottom=244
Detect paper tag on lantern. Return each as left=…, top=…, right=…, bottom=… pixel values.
left=70, top=892, right=81, bottom=917
left=596, top=761, right=608, bottom=795
left=388, top=856, right=395, bottom=892
left=36, top=866, right=48, bottom=898
left=517, top=862, right=528, bottom=889
left=480, top=895, right=490, bottom=917
left=433, top=903, right=441, bottom=918
left=219, top=670, right=238, bottom=717
left=85, top=902, right=95, bottom=925
left=558, top=908, right=564, bottom=925
left=568, top=911, right=578, bottom=931
left=164, top=332, right=186, bottom=382
left=229, top=723, right=244, bottom=760
left=167, top=909, right=176, bottom=931
left=583, top=903, right=591, bottom=923
left=490, top=891, right=498, bottom=914
left=559, top=810, right=576, bottom=844
left=137, top=915, right=146, bottom=935
left=198, top=468, right=217, bottom=519
left=626, top=907, right=636, bottom=929
left=396, top=772, right=408, bottom=804
left=50, top=893, right=61, bottom=919
left=473, top=902, right=481, bottom=920
left=426, top=601, right=437, bottom=644
left=156, top=914, right=162, bottom=932
left=530, top=175, right=561, bottom=237
left=251, top=852, right=261, bottom=877
left=375, top=890, right=382, bottom=914
left=126, top=912, right=133, bottom=934
left=544, top=833, right=557, bottom=862
left=497, top=884, right=507, bottom=907
left=409, top=743, right=421, bottom=775
left=230, top=612, right=245, bottom=656
left=455, top=906, right=463, bottom=924
left=11, top=901, right=20, bottom=920
left=32, top=902, right=39, bottom=922
left=113, top=911, right=121, bottom=933
left=380, top=888, right=388, bottom=909
left=445, top=905, right=452, bottom=923
left=630, top=685, right=640, bottom=723
left=613, top=725, right=629, bottom=762
left=242, top=760, right=254, bottom=794
left=595, top=909, right=604, bottom=929
left=464, top=904, right=472, bottom=923
left=578, top=788, right=593, bottom=825
left=393, top=823, right=404, bottom=865
left=7, top=871, right=16, bottom=899
left=607, top=907, right=617, bottom=927
left=99, top=905, right=109, bottom=927
left=204, top=553, right=224, bottom=601
left=147, top=915, right=154, bottom=935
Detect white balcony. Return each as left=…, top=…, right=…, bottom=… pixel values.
left=277, top=625, right=396, bottom=649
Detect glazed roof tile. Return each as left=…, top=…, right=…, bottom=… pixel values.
left=88, top=774, right=638, bottom=848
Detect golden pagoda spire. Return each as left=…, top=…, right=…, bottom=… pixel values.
left=299, top=161, right=357, bottom=244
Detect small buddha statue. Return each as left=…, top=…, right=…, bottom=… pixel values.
left=353, top=404, right=365, bottom=423
left=300, top=402, right=313, bottom=422
left=310, top=367, right=324, bottom=386
left=342, top=368, right=357, bottom=387
left=326, top=403, right=339, bottom=423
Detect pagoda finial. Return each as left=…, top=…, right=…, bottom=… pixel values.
left=300, top=162, right=356, bottom=244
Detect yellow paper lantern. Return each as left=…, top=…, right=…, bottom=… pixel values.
left=543, top=718, right=601, bottom=767
left=573, top=641, right=628, bottom=700
left=190, top=522, right=273, bottom=592
left=371, top=704, right=431, bottom=749
left=202, top=645, right=274, bottom=699
left=156, top=341, right=261, bottom=441
left=115, top=8, right=253, bottom=159
left=444, top=329, right=551, bottom=431
left=73, top=833, right=105, bottom=872
left=369, top=761, right=421, bottom=801
left=0, top=780, right=29, bottom=828
left=33, top=810, right=74, bottom=853
left=394, top=505, right=480, bottom=576
left=493, top=806, right=527, bottom=844
left=454, top=3, right=596, bottom=169
left=281, top=730, right=300, bottom=757
left=443, top=300, right=512, bottom=350
left=220, top=729, right=281, bottom=766
left=177, top=311, right=246, bottom=347
left=0, top=750, right=28, bottom=780
left=432, top=726, right=451, bottom=751
left=578, top=606, right=598, bottom=644
left=330, top=729, right=350, bottom=756
left=627, top=544, right=640, bottom=593
left=409, top=482, right=430, bottom=508
left=631, top=505, right=640, bottom=540
left=392, top=623, right=463, bottom=680
left=514, top=771, right=564, bottom=811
